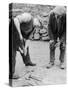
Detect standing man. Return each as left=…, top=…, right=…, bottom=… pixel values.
left=9, top=13, right=41, bottom=79
left=46, top=6, right=66, bottom=69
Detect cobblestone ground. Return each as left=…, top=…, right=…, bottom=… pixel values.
left=12, top=41, right=66, bottom=87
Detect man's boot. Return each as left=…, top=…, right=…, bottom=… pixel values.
left=20, top=47, right=36, bottom=66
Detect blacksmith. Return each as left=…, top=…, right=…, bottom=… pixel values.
left=9, top=13, right=41, bottom=79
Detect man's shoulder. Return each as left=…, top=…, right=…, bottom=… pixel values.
left=49, top=6, right=66, bottom=16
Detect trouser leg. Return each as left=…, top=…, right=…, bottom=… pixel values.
left=50, top=40, right=56, bottom=63
left=20, top=39, right=36, bottom=66
left=59, top=42, right=66, bottom=69
left=46, top=40, right=56, bottom=68
left=59, top=42, right=66, bottom=63
left=59, top=33, right=66, bottom=69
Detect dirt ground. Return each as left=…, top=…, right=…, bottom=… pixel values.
left=12, top=41, right=66, bottom=87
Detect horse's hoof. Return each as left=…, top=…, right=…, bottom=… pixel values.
left=9, top=74, right=20, bottom=79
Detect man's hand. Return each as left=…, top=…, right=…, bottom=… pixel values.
left=49, top=40, right=54, bottom=44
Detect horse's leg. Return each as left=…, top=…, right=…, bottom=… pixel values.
left=12, top=49, right=20, bottom=79
left=9, top=50, right=16, bottom=79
